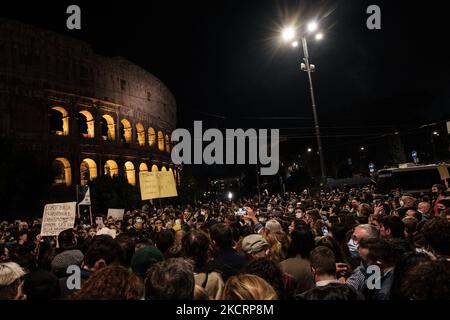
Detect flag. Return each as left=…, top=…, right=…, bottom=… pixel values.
left=79, top=186, right=91, bottom=205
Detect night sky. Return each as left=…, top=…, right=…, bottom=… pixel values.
left=3, top=0, right=450, bottom=178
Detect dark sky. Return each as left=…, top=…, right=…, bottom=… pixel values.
left=3, top=0, right=450, bottom=178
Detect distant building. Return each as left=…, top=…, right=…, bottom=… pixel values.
left=0, top=18, right=179, bottom=195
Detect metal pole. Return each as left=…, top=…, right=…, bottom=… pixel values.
left=256, top=164, right=261, bottom=202
left=301, top=37, right=327, bottom=182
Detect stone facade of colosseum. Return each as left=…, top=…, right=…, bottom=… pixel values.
left=0, top=18, right=179, bottom=194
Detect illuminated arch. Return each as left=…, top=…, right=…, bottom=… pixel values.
left=104, top=160, right=119, bottom=177
left=139, top=163, right=149, bottom=172
left=151, top=164, right=159, bottom=172
left=124, top=161, right=136, bottom=186
left=161, top=166, right=167, bottom=172
left=79, top=110, right=95, bottom=138
left=52, top=158, right=72, bottom=187
left=50, top=106, right=69, bottom=136
left=101, top=115, right=115, bottom=141
left=165, top=134, right=171, bottom=153
left=157, top=130, right=164, bottom=151
left=120, top=119, right=132, bottom=143
left=148, top=127, right=156, bottom=147
left=80, top=158, right=97, bottom=186
left=136, top=123, right=146, bottom=146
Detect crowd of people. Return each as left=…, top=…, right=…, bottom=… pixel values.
left=1, top=183, right=449, bottom=300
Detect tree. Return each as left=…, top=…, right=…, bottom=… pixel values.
left=88, top=175, right=139, bottom=215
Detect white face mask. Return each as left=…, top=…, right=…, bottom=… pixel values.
left=296, top=212, right=302, bottom=219
left=288, top=208, right=294, bottom=213
left=400, top=200, right=405, bottom=207
left=347, top=238, right=360, bottom=257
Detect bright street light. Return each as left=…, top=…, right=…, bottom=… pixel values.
left=282, top=27, right=296, bottom=41
left=279, top=20, right=327, bottom=183
left=360, top=147, right=365, bottom=151
left=307, top=21, right=318, bottom=32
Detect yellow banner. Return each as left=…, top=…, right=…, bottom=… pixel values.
left=139, top=171, right=178, bottom=200
left=437, top=164, right=450, bottom=181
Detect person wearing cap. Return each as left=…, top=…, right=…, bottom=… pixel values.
left=0, top=262, right=26, bottom=300
left=241, top=234, right=270, bottom=259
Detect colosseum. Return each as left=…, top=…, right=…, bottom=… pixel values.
left=0, top=18, right=179, bottom=197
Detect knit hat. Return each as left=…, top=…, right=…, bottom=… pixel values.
left=265, top=219, right=282, bottom=233
left=131, top=246, right=164, bottom=278
left=241, top=234, right=269, bottom=255
left=51, top=249, right=84, bottom=277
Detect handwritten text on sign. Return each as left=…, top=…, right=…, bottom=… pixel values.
left=41, top=202, right=77, bottom=236
left=139, top=171, right=178, bottom=200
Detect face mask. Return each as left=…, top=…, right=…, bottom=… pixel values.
left=347, top=238, right=360, bottom=258
left=288, top=208, right=294, bottom=213
left=432, top=192, right=439, bottom=197
left=296, top=212, right=302, bottom=219
left=399, top=200, right=404, bottom=207
left=267, top=207, right=272, bottom=211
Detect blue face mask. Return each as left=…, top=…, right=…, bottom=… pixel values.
left=347, top=238, right=360, bottom=257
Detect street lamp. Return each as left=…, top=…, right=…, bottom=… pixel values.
left=281, top=22, right=327, bottom=182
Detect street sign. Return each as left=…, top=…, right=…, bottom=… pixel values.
left=411, top=151, right=417, bottom=158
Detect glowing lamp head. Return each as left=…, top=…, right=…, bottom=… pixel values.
left=307, top=21, right=318, bottom=32
left=282, top=27, right=296, bottom=42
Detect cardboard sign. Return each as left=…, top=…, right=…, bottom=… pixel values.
left=438, top=164, right=450, bottom=181
left=139, top=171, right=178, bottom=200
left=41, top=202, right=77, bottom=237
left=107, top=208, right=125, bottom=221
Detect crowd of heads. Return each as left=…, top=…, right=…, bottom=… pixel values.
left=1, top=183, right=449, bottom=300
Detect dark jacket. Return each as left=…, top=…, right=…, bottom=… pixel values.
left=206, top=247, right=247, bottom=282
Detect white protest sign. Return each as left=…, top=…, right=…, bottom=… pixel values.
left=41, top=202, right=77, bottom=237
left=107, top=208, right=125, bottom=221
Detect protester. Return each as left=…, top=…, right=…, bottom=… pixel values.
left=279, top=227, right=315, bottom=294
left=207, top=223, right=247, bottom=282
left=182, top=230, right=224, bottom=299
left=1, top=182, right=450, bottom=300
left=145, top=258, right=195, bottom=300
left=0, top=262, right=25, bottom=300
left=222, top=274, right=278, bottom=300
left=72, top=265, right=144, bottom=300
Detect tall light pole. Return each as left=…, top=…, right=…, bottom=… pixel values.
left=282, top=23, right=327, bottom=182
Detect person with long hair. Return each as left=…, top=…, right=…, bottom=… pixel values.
left=222, top=274, right=278, bottom=300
